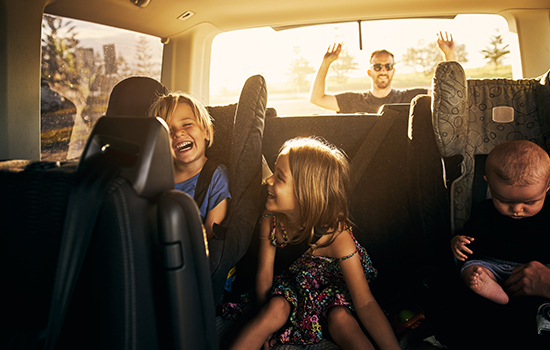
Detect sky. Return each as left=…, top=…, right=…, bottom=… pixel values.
left=210, top=14, right=518, bottom=93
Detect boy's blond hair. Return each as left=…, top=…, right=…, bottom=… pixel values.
left=149, top=92, right=214, bottom=148
left=279, top=137, right=351, bottom=247
left=486, top=140, right=550, bottom=187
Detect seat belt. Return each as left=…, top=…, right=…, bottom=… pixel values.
left=350, top=114, right=397, bottom=191
left=194, top=158, right=220, bottom=215
left=44, top=150, right=122, bottom=350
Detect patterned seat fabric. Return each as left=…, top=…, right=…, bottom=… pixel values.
left=432, top=61, right=550, bottom=232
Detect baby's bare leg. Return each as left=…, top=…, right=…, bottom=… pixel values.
left=462, top=265, right=509, bottom=305
left=327, top=306, right=375, bottom=350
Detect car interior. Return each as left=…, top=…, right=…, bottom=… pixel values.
left=1, top=0, right=550, bottom=349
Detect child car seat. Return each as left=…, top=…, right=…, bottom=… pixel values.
left=427, top=60, right=550, bottom=349
left=431, top=61, right=550, bottom=233
left=205, top=75, right=267, bottom=306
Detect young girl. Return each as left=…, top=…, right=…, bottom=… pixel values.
left=229, top=137, right=400, bottom=350
left=149, top=92, right=230, bottom=240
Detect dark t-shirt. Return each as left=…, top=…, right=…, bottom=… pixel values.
left=461, top=197, right=550, bottom=263
left=335, top=88, right=428, bottom=114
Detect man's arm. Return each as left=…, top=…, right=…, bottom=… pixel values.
left=310, top=43, right=341, bottom=112
left=437, top=31, right=457, bottom=61
left=428, top=31, right=457, bottom=95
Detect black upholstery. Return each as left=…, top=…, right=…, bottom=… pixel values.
left=0, top=161, right=76, bottom=350
left=0, top=116, right=218, bottom=350
left=261, top=104, right=453, bottom=308
left=106, top=76, right=168, bottom=117
left=206, top=75, right=267, bottom=306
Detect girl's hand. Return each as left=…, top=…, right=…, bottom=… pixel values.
left=451, top=235, right=474, bottom=261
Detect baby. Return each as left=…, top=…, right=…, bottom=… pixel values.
left=451, top=140, right=550, bottom=304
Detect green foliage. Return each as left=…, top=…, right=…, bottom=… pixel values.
left=41, top=126, right=73, bottom=148
left=135, top=36, right=156, bottom=76
left=41, top=15, right=100, bottom=109
left=41, top=15, right=80, bottom=89
left=287, top=46, right=315, bottom=93
left=401, top=40, right=468, bottom=76
left=329, top=46, right=359, bottom=84
left=481, top=29, right=510, bottom=70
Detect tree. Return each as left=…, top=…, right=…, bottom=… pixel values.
left=401, top=39, right=468, bottom=76
left=287, top=46, right=315, bottom=93
left=329, top=46, right=358, bottom=84
left=481, top=30, right=510, bottom=72
left=42, top=15, right=99, bottom=116
left=42, top=15, right=101, bottom=158
left=135, top=36, right=156, bottom=76
left=42, top=15, right=80, bottom=96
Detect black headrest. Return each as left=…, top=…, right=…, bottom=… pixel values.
left=106, top=76, right=168, bottom=117
left=78, top=116, right=174, bottom=198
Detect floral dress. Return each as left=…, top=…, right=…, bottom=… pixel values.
left=269, top=216, right=378, bottom=345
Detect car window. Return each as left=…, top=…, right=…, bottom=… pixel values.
left=210, top=14, right=517, bottom=116
left=41, top=15, right=163, bottom=161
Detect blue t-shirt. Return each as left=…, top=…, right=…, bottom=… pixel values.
left=174, top=164, right=231, bottom=221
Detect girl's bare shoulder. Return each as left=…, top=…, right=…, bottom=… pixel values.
left=314, top=225, right=355, bottom=259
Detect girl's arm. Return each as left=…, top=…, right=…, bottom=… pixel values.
left=204, top=198, right=229, bottom=241
left=334, top=231, right=401, bottom=350
left=255, top=213, right=277, bottom=306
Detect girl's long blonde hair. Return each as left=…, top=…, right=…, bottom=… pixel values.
left=280, top=136, right=352, bottom=247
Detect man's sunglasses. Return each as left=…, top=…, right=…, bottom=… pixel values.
left=371, top=63, right=394, bottom=71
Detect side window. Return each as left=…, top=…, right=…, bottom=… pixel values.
left=210, top=14, right=517, bottom=116
left=41, top=15, right=163, bottom=161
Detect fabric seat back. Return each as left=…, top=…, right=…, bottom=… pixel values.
left=0, top=115, right=218, bottom=350
left=431, top=61, right=550, bottom=232
left=205, top=75, right=267, bottom=306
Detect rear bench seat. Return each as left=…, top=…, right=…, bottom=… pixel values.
left=252, top=103, right=454, bottom=348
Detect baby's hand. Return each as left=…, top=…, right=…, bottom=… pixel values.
left=451, top=235, right=474, bottom=261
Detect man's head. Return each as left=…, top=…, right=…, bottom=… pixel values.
left=485, top=140, right=550, bottom=219
left=367, top=49, right=395, bottom=90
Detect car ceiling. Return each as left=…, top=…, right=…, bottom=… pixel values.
left=45, top=0, right=550, bottom=39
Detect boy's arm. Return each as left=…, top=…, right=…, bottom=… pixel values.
left=204, top=198, right=229, bottom=241
left=204, top=165, right=231, bottom=241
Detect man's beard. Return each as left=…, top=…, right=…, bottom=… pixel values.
left=374, top=75, right=391, bottom=89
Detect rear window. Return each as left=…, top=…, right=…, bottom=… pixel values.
left=210, top=14, right=517, bottom=116
left=41, top=15, right=163, bottom=161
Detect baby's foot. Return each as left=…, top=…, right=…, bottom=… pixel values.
left=467, top=266, right=509, bottom=305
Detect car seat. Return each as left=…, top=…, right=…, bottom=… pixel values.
left=421, top=61, right=550, bottom=349
left=105, top=76, right=168, bottom=117
left=0, top=116, right=218, bottom=350
left=431, top=61, right=550, bottom=233
left=205, top=74, right=268, bottom=306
